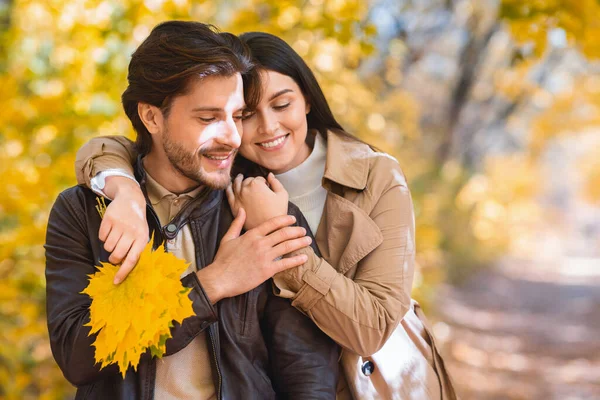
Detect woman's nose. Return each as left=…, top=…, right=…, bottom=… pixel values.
left=258, top=112, right=278, bottom=136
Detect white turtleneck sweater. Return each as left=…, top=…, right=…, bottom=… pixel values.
left=275, top=133, right=328, bottom=235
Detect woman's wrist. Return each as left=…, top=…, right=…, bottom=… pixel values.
left=107, top=176, right=145, bottom=204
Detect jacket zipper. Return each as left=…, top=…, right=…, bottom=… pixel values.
left=192, top=220, right=223, bottom=399
left=208, top=327, right=222, bottom=399
left=240, top=294, right=248, bottom=337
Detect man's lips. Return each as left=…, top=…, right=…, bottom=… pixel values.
left=202, top=150, right=236, bottom=169
left=203, top=153, right=232, bottom=160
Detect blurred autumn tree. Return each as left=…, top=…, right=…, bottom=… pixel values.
left=1, top=0, right=599, bottom=398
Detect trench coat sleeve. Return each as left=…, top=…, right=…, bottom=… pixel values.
left=262, top=289, right=340, bottom=399
left=74, top=135, right=137, bottom=187
left=274, top=160, right=415, bottom=357
left=45, top=189, right=218, bottom=386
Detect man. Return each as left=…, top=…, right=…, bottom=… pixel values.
left=45, top=21, right=339, bottom=399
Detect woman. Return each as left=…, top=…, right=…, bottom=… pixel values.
left=75, top=31, right=456, bottom=399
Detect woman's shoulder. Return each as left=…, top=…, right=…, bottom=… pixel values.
left=364, top=147, right=409, bottom=190
left=324, top=130, right=408, bottom=191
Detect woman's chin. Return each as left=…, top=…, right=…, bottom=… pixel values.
left=245, top=156, right=288, bottom=174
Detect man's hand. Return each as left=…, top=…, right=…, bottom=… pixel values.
left=226, top=173, right=289, bottom=230
left=98, top=176, right=149, bottom=284
left=197, top=208, right=311, bottom=303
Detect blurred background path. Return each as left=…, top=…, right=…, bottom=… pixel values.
left=435, top=256, right=600, bottom=400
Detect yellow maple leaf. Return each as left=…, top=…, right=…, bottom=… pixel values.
left=81, top=239, right=194, bottom=377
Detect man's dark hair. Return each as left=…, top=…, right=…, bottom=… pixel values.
left=122, top=21, right=259, bottom=156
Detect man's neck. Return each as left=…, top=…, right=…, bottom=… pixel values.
left=142, top=151, right=201, bottom=195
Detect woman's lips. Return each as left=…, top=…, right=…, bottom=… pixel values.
left=256, top=134, right=289, bottom=151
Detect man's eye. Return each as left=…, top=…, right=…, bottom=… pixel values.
left=273, top=103, right=290, bottom=110
left=242, top=111, right=256, bottom=120
left=199, top=117, right=216, bottom=122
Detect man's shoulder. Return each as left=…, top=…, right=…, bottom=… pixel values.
left=50, top=185, right=106, bottom=223
left=54, top=184, right=100, bottom=206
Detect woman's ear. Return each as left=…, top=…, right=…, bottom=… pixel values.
left=138, top=103, right=164, bottom=135
left=305, top=101, right=311, bottom=115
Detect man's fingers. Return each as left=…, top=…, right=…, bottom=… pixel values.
left=98, top=218, right=112, bottom=242
left=113, top=239, right=146, bottom=284
left=233, top=173, right=243, bottom=196
left=270, top=236, right=312, bottom=260
left=265, top=226, right=307, bottom=247
left=267, top=173, right=285, bottom=193
left=255, top=215, right=296, bottom=236
left=103, top=229, right=123, bottom=253
left=222, top=207, right=246, bottom=242
left=225, top=183, right=236, bottom=215
left=272, top=254, right=309, bottom=273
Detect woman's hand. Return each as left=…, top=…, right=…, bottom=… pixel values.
left=99, top=176, right=149, bottom=284
left=226, top=173, right=289, bottom=231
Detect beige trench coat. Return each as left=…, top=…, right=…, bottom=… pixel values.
left=75, top=130, right=457, bottom=400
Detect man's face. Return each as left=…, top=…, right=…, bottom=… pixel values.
left=154, top=73, right=245, bottom=190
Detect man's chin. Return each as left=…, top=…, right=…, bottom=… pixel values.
left=201, top=170, right=232, bottom=190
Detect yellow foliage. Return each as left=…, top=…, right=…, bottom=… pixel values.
left=530, top=75, right=600, bottom=153
left=81, top=240, right=194, bottom=377
left=501, top=0, right=600, bottom=59
left=581, top=150, right=600, bottom=204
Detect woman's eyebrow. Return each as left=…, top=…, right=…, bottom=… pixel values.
left=268, top=89, right=293, bottom=101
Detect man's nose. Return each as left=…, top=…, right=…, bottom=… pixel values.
left=217, top=118, right=241, bottom=149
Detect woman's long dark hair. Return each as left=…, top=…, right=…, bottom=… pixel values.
left=239, top=31, right=368, bottom=145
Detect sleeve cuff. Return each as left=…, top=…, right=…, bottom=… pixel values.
left=291, top=260, right=338, bottom=312
left=181, top=272, right=218, bottom=324
left=273, top=247, right=339, bottom=312
left=90, top=169, right=138, bottom=199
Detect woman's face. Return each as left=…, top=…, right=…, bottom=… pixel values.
left=240, top=70, right=311, bottom=174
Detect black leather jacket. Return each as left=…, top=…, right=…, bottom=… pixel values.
left=45, top=163, right=339, bottom=400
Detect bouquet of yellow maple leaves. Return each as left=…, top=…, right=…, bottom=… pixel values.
left=81, top=239, right=194, bottom=377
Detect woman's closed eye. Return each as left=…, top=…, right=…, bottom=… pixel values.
left=273, top=103, right=290, bottom=111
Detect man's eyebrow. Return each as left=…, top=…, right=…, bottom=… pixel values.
left=268, top=89, right=293, bottom=101
left=191, top=107, right=224, bottom=112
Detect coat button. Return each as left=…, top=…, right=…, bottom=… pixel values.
left=361, top=360, right=374, bottom=376
left=166, top=224, right=177, bottom=233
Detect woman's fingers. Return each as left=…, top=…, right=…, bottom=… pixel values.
left=267, top=172, right=285, bottom=193
left=98, top=218, right=112, bottom=242
left=233, top=173, right=243, bottom=196
left=103, top=228, right=123, bottom=253
left=108, top=232, right=134, bottom=265
left=251, top=176, right=267, bottom=186
left=114, top=237, right=147, bottom=284
left=225, top=183, right=237, bottom=215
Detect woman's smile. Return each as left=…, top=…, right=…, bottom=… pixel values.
left=256, top=134, right=289, bottom=150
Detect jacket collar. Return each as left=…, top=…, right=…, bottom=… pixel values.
left=323, top=130, right=371, bottom=190
left=133, top=155, right=222, bottom=240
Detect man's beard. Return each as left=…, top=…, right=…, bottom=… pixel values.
left=162, top=131, right=236, bottom=190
